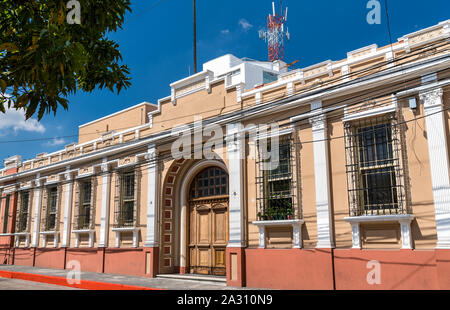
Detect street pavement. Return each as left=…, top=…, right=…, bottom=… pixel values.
left=0, top=277, right=80, bottom=290
left=0, top=265, right=262, bottom=290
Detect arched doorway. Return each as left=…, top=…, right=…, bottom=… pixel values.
left=187, top=166, right=229, bottom=276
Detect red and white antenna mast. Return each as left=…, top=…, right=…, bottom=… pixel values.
left=259, top=1, right=290, bottom=62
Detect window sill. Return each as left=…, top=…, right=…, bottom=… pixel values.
left=344, top=214, right=415, bottom=249
left=344, top=214, right=414, bottom=224
left=72, top=229, right=95, bottom=234
left=112, top=227, right=140, bottom=248
left=72, top=229, right=95, bottom=248
left=252, top=219, right=304, bottom=227
left=252, top=219, right=304, bottom=249
left=39, top=231, right=59, bottom=248
left=40, top=231, right=59, bottom=235
left=14, top=232, right=30, bottom=236
left=112, top=227, right=140, bottom=232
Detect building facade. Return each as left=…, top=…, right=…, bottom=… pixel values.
left=1, top=20, right=450, bottom=289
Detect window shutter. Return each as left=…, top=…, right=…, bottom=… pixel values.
left=113, top=172, right=121, bottom=227
left=73, top=181, right=80, bottom=230
left=90, top=177, right=96, bottom=230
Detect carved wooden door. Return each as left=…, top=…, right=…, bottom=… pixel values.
left=188, top=197, right=228, bottom=276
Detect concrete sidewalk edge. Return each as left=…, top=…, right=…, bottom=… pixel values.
left=0, top=270, right=163, bottom=290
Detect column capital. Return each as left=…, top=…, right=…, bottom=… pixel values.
left=420, top=88, right=443, bottom=109
left=309, top=114, right=327, bottom=132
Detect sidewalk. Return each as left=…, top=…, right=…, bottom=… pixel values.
left=0, top=265, right=258, bottom=290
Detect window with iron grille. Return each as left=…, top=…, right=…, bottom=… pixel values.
left=118, top=171, right=135, bottom=227
left=344, top=114, right=407, bottom=216
left=17, top=191, right=30, bottom=232
left=189, top=167, right=228, bottom=199
left=46, top=186, right=58, bottom=230
left=256, top=135, right=296, bottom=220
left=78, top=180, right=92, bottom=229
left=2, top=195, right=10, bottom=233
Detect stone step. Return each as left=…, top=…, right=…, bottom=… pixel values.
left=156, top=273, right=227, bottom=285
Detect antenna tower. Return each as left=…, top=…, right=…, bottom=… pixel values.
left=259, top=1, right=290, bottom=62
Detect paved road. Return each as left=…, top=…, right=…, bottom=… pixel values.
left=0, top=277, right=80, bottom=290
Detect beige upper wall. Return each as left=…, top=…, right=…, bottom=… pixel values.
left=78, top=103, right=157, bottom=144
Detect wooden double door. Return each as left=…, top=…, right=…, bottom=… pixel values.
left=188, top=196, right=229, bottom=276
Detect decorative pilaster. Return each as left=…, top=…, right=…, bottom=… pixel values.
left=99, top=158, right=111, bottom=248
left=309, top=101, right=335, bottom=248
left=400, top=218, right=414, bottom=249
left=420, top=88, right=450, bottom=248
left=350, top=222, right=361, bottom=249
left=226, top=123, right=245, bottom=248
left=61, top=169, right=73, bottom=247
left=31, top=176, right=43, bottom=247
left=145, top=144, right=159, bottom=247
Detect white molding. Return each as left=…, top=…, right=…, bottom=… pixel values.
left=72, top=229, right=95, bottom=248
left=61, top=169, right=73, bottom=247
left=344, top=214, right=415, bottom=249
left=112, top=227, right=140, bottom=248
left=2, top=52, right=448, bottom=184
left=31, top=175, right=43, bottom=247
left=255, top=92, right=261, bottom=105
left=341, top=103, right=397, bottom=122
left=396, top=78, right=450, bottom=97
left=179, top=160, right=228, bottom=268
left=40, top=231, right=60, bottom=248
left=347, top=44, right=378, bottom=59
left=252, top=219, right=305, bottom=248
left=144, top=144, right=159, bottom=248
left=309, top=101, right=334, bottom=248
left=99, top=158, right=111, bottom=247
left=420, top=87, right=450, bottom=249
left=226, top=123, right=246, bottom=248
left=254, top=127, right=293, bottom=141
left=14, top=232, right=31, bottom=248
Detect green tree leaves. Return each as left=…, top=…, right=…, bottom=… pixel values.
left=0, top=0, right=132, bottom=120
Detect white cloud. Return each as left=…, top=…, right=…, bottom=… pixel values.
left=0, top=108, right=45, bottom=133
left=238, top=18, right=253, bottom=31
left=44, top=137, right=66, bottom=147
left=221, top=29, right=230, bottom=35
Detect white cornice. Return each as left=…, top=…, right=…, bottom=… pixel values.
left=1, top=53, right=449, bottom=185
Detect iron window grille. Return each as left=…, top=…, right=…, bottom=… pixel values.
left=77, top=180, right=92, bottom=230
left=16, top=191, right=30, bottom=233
left=2, top=195, right=10, bottom=233
left=115, top=170, right=136, bottom=228
left=256, top=135, right=296, bottom=221
left=45, top=186, right=58, bottom=231
left=344, top=114, right=407, bottom=216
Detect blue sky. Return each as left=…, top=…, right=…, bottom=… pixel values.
left=0, top=0, right=448, bottom=164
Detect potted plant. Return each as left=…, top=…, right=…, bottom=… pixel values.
left=286, top=208, right=293, bottom=220
left=257, top=212, right=262, bottom=221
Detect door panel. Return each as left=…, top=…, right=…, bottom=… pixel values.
left=198, top=210, right=210, bottom=245
left=213, top=209, right=227, bottom=244
left=189, top=197, right=228, bottom=275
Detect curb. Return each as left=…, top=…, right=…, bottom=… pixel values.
left=0, top=270, right=164, bottom=290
